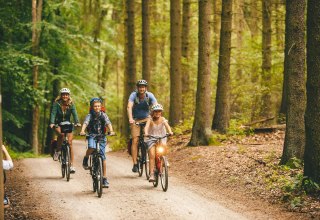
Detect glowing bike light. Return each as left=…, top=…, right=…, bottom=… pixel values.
left=157, top=146, right=165, bottom=154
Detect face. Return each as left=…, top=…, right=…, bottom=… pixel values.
left=92, top=102, right=101, bottom=113
left=137, top=85, right=147, bottom=94
left=61, top=93, right=70, bottom=101
left=152, top=110, right=162, bottom=118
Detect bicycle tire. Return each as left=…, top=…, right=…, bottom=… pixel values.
left=153, top=169, right=159, bottom=187
left=145, top=150, right=150, bottom=180
left=61, top=150, right=65, bottom=178
left=66, top=145, right=71, bottom=182
left=160, top=156, right=169, bottom=192
left=137, top=142, right=143, bottom=177
left=96, top=157, right=103, bottom=198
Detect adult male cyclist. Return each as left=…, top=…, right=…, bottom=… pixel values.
left=49, top=88, right=81, bottom=173
left=127, top=80, right=157, bottom=172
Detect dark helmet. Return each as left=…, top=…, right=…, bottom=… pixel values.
left=136, top=79, right=148, bottom=87
left=90, top=97, right=102, bottom=106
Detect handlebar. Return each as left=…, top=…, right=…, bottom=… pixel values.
left=79, top=132, right=117, bottom=137
left=145, top=133, right=172, bottom=139
left=135, top=122, right=147, bottom=127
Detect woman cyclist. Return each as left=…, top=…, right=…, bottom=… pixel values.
left=49, top=88, right=81, bottom=174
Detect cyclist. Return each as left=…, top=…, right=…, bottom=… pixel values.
left=127, top=79, right=157, bottom=173
left=80, top=97, right=115, bottom=188
left=49, top=88, right=81, bottom=174
left=144, top=104, right=173, bottom=182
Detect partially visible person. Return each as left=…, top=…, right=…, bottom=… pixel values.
left=2, top=144, right=13, bottom=208
left=49, top=88, right=81, bottom=174
left=144, top=104, right=173, bottom=182
left=127, top=80, right=157, bottom=172
left=80, top=98, right=115, bottom=188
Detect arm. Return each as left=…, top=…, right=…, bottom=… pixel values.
left=148, top=92, right=158, bottom=106
left=80, top=114, right=90, bottom=135
left=103, top=113, right=115, bottom=134
left=127, top=101, right=135, bottom=124
left=144, top=118, right=151, bottom=136
left=49, top=102, right=58, bottom=128
left=163, top=118, right=173, bottom=135
left=2, top=145, right=13, bottom=170
left=71, top=104, right=80, bottom=124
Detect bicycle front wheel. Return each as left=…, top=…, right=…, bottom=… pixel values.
left=65, top=145, right=71, bottom=182
left=145, top=150, right=150, bottom=180
left=96, top=157, right=103, bottom=198
left=61, top=150, right=65, bottom=178
left=137, top=143, right=144, bottom=177
left=160, top=156, right=169, bottom=192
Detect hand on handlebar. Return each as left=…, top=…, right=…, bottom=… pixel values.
left=129, top=119, right=135, bottom=124
left=75, top=123, right=81, bottom=127
left=79, top=131, right=86, bottom=136
left=49, top=124, right=55, bottom=129
left=108, top=131, right=117, bottom=136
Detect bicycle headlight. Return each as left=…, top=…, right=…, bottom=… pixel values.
left=157, top=145, right=167, bottom=154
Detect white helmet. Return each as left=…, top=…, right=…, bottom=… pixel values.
left=60, top=88, right=71, bottom=94
left=136, top=79, right=148, bottom=87
left=151, top=104, right=163, bottom=111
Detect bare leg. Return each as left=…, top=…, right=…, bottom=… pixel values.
left=103, top=160, right=107, bottom=177
left=131, top=137, right=138, bottom=164
left=67, top=133, right=74, bottom=165
left=149, top=146, right=155, bottom=175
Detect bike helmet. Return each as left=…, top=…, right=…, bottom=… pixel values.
left=90, top=97, right=102, bottom=106
left=60, top=88, right=71, bottom=94
left=136, top=79, right=148, bottom=87
left=151, top=104, right=163, bottom=111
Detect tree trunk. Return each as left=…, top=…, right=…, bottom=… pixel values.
left=304, top=0, right=320, bottom=183
left=212, top=0, right=232, bottom=133
left=280, top=0, right=306, bottom=165
left=189, top=0, right=212, bottom=146
left=212, top=0, right=220, bottom=54
left=182, top=0, right=191, bottom=120
left=31, top=0, right=43, bottom=155
left=122, top=0, right=136, bottom=138
left=142, top=0, right=151, bottom=83
left=260, top=0, right=273, bottom=120
left=169, top=0, right=182, bottom=126
left=0, top=78, right=4, bottom=218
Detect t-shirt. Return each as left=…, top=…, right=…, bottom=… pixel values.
left=83, top=112, right=112, bottom=135
left=128, top=91, right=157, bottom=119
left=3, top=160, right=13, bottom=170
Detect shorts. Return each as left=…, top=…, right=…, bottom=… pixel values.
left=145, top=137, right=167, bottom=150
left=87, top=136, right=107, bottom=160
left=130, top=118, right=149, bottom=138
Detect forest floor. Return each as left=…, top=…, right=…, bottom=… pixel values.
left=4, top=129, right=320, bottom=219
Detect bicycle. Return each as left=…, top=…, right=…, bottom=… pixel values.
left=83, top=132, right=115, bottom=198
left=146, top=134, right=171, bottom=192
left=55, top=121, right=73, bottom=182
left=135, top=122, right=148, bottom=178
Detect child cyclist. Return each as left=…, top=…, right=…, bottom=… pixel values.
left=80, top=98, right=115, bottom=188
left=144, top=104, right=173, bottom=182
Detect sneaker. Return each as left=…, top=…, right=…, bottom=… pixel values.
left=82, top=157, right=89, bottom=170
left=70, top=166, right=76, bottom=174
left=132, top=164, right=138, bottom=173
left=103, top=178, right=109, bottom=188
left=4, top=195, right=10, bottom=208
left=149, top=174, right=155, bottom=182
left=53, top=151, right=59, bottom=161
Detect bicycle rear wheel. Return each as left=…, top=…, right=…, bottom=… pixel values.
left=65, top=145, right=71, bottom=182
left=96, top=157, right=103, bottom=198
left=160, top=156, right=169, bottom=192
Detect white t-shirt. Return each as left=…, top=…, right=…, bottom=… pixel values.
left=3, top=160, right=13, bottom=170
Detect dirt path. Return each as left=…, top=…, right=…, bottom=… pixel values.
left=14, top=140, right=249, bottom=220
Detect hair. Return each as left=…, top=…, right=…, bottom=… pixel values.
left=54, top=95, right=73, bottom=106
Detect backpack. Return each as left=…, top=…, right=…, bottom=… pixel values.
left=87, top=112, right=107, bottom=134
left=134, top=91, right=150, bottom=106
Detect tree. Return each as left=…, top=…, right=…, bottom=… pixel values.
left=142, top=0, right=151, bottom=83
left=260, top=0, right=272, bottom=119
left=212, top=0, right=232, bottom=133
left=304, top=0, right=320, bottom=183
left=280, top=0, right=306, bottom=165
left=169, top=0, right=182, bottom=126
left=182, top=0, right=191, bottom=120
left=122, top=0, right=136, bottom=138
left=189, top=0, right=212, bottom=146
left=212, top=0, right=220, bottom=54
left=31, top=0, right=43, bottom=154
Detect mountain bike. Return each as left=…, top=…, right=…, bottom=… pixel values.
left=84, top=132, right=116, bottom=198
left=135, top=122, right=148, bottom=178
left=56, top=121, right=73, bottom=182
left=146, top=134, right=171, bottom=192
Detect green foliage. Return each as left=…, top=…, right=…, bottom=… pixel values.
left=172, top=118, right=193, bottom=135
left=227, top=119, right=253, bottom=136
left=109, top=136, right=127, bottom=151
left=302, top=177, right=320, bottom=194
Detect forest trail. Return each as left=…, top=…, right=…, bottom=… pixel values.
left=20, top=140, right=248, bottom=220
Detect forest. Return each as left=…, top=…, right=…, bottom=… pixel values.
left=1, top=0, right=320, bottom=188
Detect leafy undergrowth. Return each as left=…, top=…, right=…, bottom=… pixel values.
left=168, top=130, right=320, bottom=219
